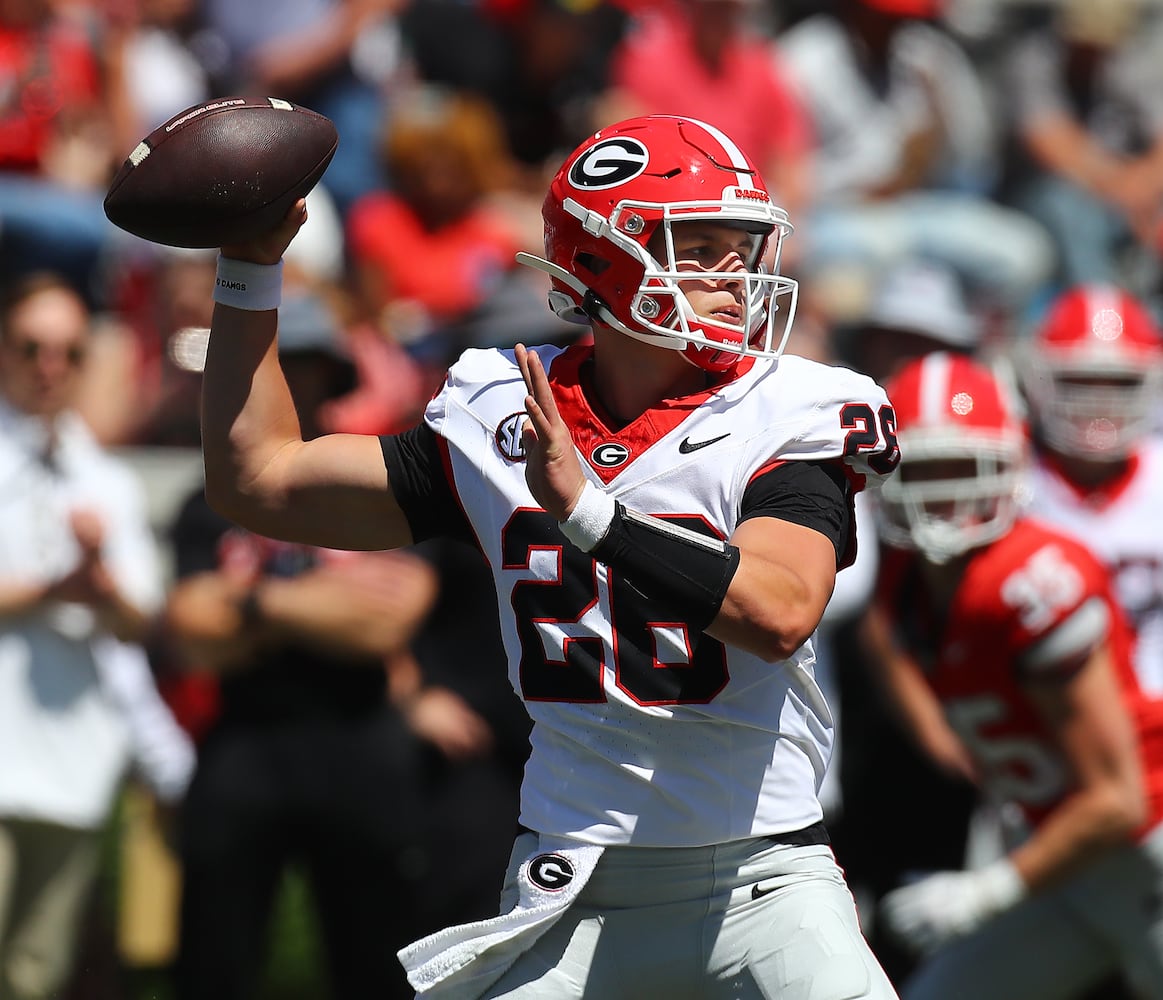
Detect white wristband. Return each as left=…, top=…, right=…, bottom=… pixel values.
left=559, top=481, right=617, bottom=552
left=213, top=255, right=284, bottom=311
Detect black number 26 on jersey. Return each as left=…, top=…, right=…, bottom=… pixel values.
left=840, top=402, right=900, bottom=474
left=502, top=509, right=729, bottom=706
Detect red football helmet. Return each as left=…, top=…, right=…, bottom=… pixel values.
left=1020, top=284, right=1163, bottom=459
left=880, top=353, right=1027, bottom=563
left=516, top=115, right=798, bottom=373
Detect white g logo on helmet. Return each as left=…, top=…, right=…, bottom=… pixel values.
left=568, top=138, right=649, bottom=190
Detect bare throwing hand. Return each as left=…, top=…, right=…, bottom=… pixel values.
left=220, top=198, right=309, bottom=266
left=514, top=343, right=587, bottom=522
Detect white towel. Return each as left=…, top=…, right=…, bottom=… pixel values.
left=398, top=834, right=604, bottom=998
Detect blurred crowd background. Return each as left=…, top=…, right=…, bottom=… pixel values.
left=3, top=0, right=1163, bottom=996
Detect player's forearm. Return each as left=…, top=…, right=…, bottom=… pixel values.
left=201, top=303, right=304, bottom=527
left=709, top=554, right=823, bottom=662
left=860, top=604, right=977, bottom=777
left=1014, top=643, right=1150, bottom=891
left=1008, top=783, right=1145, bottom=892
left=706, top=517, right=835, bottom=662
left=861, top=603, right=926, bottom=722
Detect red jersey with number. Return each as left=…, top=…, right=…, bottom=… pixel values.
left=423, top=343, right=898, bottom=847
left=879, top=519, right=1163, bottom=834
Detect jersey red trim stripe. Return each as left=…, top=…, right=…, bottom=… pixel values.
left=436, top=431, right=489, bottom=558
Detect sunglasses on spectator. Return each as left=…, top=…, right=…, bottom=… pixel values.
left=4, top=339, right=86, bottom=367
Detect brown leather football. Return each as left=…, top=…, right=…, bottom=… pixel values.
left=103, top=96, right=338, bottom=249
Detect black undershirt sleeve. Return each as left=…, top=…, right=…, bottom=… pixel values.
left=739, top=460, right=854, bottom=568
left=380, top=423, right=475, bottom=546
left=383, top=430, right=854, bottom=562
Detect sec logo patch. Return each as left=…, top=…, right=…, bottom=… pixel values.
left=496, top=412, right=527, bottom=462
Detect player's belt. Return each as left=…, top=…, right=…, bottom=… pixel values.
left=765, top=820, right=829, bottom=848
left=514, top=819, right=830, bottom=848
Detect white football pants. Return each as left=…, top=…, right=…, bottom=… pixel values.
left=481, top=831, right=900, bottom=999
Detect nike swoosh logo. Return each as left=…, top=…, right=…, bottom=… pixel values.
left=679, top=433, right=731, bottom=454
left=751, top=882, right=777, bottom=900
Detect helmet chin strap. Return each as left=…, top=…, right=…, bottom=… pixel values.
left=515, top=251, right=686, bottom=352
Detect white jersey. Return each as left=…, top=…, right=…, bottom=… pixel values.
left=1026, top=438, right=1163, bottom=697
left=424, top=343, right=897, bottom=847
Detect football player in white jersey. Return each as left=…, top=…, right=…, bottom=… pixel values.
left=198, top=115, right=901, bottom=999
left=1017, top=285, right=1163, bottom=698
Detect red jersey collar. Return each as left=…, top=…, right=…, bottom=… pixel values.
left=547, top=343, right=751, bottom=484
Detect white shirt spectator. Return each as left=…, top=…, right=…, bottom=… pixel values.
left=0, top=399, right=189, bottom=828
left=777, top=13, right=998, bottom=200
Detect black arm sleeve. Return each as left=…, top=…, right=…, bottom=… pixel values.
left=739, top=460, right=853, bottom=567
left=380, top=423, right=475, bottom=546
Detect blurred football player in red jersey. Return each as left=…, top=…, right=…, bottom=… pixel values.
left=864, top=351, right=1163, bottom=999
left=1017, top=286, right=1163, bottom=702
left=195, top=114, right=902, bottom=998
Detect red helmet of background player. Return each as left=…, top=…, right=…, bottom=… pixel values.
left=516, top=115, right=798, bottom=373
left=1019, top=284, right=1163, bottom=459
left=879, top=352, right=1028, bottom=564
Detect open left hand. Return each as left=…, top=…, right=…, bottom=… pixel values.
left=514, top=343, right=586, bottom=522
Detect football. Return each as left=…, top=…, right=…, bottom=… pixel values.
left=103, top=96, right=338, bottom=249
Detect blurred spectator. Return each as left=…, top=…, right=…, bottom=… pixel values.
left=868, top=352, right=1163, bottom=1000
left=836, top=256, right=984, bottom=383
left=0, top=0, right=127, bottom=305
left=347, top=85, right=570, bottom=375
left=163, top=321, right=522, bottom=1000
left=399, top=0, right=628, bottom=187
left=0, top=271, right=192, bottom=1000
left=166, top=490, right=437, bottom=1000
left=777, top=0, right=1054, bottom=323
left=108, top=247, right=217, bottom=447
left=999, top=0, right=1163, bottom=295
left=1016, top=285, right=1163, bottom=700
left=94, top=178, right=426, bottom=447
left=195, top=0, right=404, bottom=217
left=397, top=535, right=532, bottom=935
left=601, top=0, right=812, bottom=221
left=72, top=168, right=351, bottom=448
left=103, top=0, right=211, bottom=140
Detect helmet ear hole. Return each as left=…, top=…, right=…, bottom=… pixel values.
left=574, top=252, right=612, bottom=276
